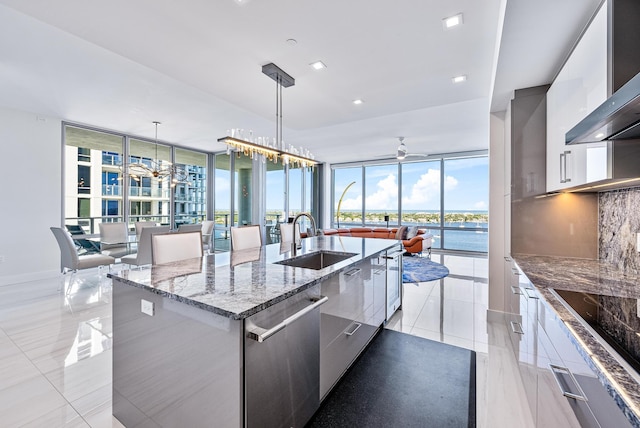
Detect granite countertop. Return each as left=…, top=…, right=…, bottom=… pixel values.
left=513, top=254, right=640, bottom=299
left=512, top=254, right=640, bottom=427
left=109, top=235, right=399, bottom=320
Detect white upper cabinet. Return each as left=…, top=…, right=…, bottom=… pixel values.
left=546, top=2, right=608, bottom=192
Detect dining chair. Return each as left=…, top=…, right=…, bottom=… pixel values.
left=50, top=227, right=115, bottom=273
left=134, top=221, right=160, bottom=240
left=121, top=225, right=171, bottom=267
left=151, top=231, right=204, bottom=265
left=177, top=223, right=203, bottom=233
left=279, top=223, right=300, bottom=244
left=201, top=220, right=215, bottom=251
left=99, top=222, right=131, bottom=258
left=230, top=225, right=262, bottom=250
left=65, top=224, right=101, bottom=254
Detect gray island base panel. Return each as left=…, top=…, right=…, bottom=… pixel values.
left=110, top=236, right=399, bottom=428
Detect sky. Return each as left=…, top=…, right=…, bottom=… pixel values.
left=334, top=157, right=489, bottom=212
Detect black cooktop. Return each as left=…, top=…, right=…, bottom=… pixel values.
left=555, top=289, right=640, bottom=373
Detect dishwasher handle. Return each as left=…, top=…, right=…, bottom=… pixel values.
left=247, top=296, right=328, bottom=343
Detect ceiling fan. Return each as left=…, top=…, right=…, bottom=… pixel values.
left=395, top=137, right=429, bottom=160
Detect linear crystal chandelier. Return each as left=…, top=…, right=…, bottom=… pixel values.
left=218, top=63, right=317, bottom=169
left=121, top=122, right=190, bottom=187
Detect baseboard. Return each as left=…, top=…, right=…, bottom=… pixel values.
left=0, top=269, right=60, bottom=287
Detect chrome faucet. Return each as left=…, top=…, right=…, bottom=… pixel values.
left=292, top=212, right=317, bottom=248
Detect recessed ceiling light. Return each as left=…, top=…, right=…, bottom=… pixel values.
left=286, top=38, right=298, bottom=46
left=452, top=75, right=467, bottom=83
left=353, top=99, right=364, bottom=105
left=310, top=61, right=327, bottom=70
left=595, top=133, right=605, bottom=138
left=443, top=13, right=464, bottom=29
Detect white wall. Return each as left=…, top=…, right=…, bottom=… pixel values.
left=0, top=107, right=62, bottom=285
left=488, top=111, right=506, bottom=313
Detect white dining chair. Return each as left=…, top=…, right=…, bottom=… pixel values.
left=177, top=223, right=203, bottom=233
left=99, top=222, right=131, bottom=258
left=201, top=220, right=215, bottom=251
left=121, top=225, right=171, bottom=267
left=151, top=231, right=204, bottom=265
left=230, top=225, right=262, bottom=251
left=50, top=227, right=115, bottom=273
left=134, top=221, right=160, bottom=240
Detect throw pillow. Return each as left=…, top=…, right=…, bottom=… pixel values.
left=406, top=226, right=418, bottom=239
left=395, top=226, right=408, bottom=240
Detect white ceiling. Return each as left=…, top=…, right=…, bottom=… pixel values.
left=0, top=0, right=602, bottom=164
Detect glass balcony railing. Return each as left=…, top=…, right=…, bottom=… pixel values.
left=129, top=187, right=169, bottom=198
left=102, top=185, right=122, bottom=196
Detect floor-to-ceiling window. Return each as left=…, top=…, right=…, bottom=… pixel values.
left=174, top=148, right=207, bottom=227
left=401, top=159, right=442, bottom=248
left=364, top=163, right=399, bottom=226
left=288, top=164, right=315, bottom=234
left=64, top=126, right=124, bottom=233
left=128, top=138, right=171, bottom=227
left=331, top=153, right=488, bottom=252
left=442, top=156, right=489, bottom=252
left=265, top=161, right=285, bottom=243
left=213, top=153, right=232, bottom=252
left=333, top=166, right=363, bottom=228
left=234, top=154, right=253, bottom=227
left=64, top=124, right=209, bottom=234
left=64, top=123, right=322, bottom=250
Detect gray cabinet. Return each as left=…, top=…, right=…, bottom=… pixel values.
left=511, top=86, right=549, bottom=200
left=320, top=259, right=377, bottom=398
left=505, top=264, right=538, bottom=422
left=537, top=296, right=633, bottom=428
left=319, top=258, right=383, bottom=399
left=505, top=263, right=633, bottom=428
left=546, top=1, right=607, bottom=192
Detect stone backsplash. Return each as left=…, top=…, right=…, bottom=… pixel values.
left=599, top=187, right=640, bottom=273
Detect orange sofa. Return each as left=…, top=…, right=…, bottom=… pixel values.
left=322, top=227, right=433, bottom=255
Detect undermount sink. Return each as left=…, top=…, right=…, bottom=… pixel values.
left=274, top=250, right=358, bottom=270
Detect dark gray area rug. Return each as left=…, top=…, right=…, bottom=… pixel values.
left=306, top=329, right=476, bottom=428
left=403, top=256, right=450, bottom=283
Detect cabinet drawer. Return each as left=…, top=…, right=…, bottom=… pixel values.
left=320, top=318, right=376, bottom=399
left=537, top=300, right=633, bottom=428
left=321, top=263, right=371, bottom=324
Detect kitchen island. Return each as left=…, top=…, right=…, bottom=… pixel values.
left=109, top=235, right=400, bottom=428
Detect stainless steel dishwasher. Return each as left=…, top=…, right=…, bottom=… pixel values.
left=244, top=284, right=327, bottom=428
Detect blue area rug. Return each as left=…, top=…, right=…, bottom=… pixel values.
left=403, top=256, right=450, bottom=283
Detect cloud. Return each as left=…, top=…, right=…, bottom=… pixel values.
left=339, top=170, right=461, bottom=211
left=474, top=201, right=487, bottom=209
left=339, top=174, right=398, bottom=210
left=402, top=169, right=458, bottom=209
left=365, top=174, right=398, bottom=210
left=339, top=195, right=362, bottom=210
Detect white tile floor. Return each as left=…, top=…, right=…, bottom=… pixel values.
left=0, top=253, right=534, bottom=427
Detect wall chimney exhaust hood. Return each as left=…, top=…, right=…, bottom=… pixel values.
left=566, top=70, right=640, bottom=144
